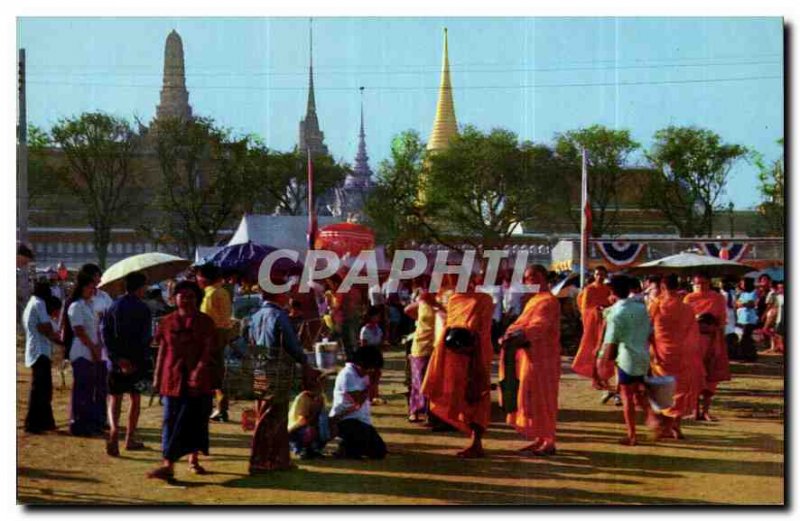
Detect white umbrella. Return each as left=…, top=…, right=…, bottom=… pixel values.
left=627, top=252, right=752, bottom=278
left=99, top=252, right=191, bottom=296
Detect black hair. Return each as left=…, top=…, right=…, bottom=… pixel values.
left=352, top=345, right=384, bottom=370
left=594, top=265, right=609, bottom=274
left=125, top=271, right=148, bottom=294
left=742, top=277, right=755, bottom=292
left=173, top=280, right=204, bottom=303
left=79, top=263, right=102, bottom=279
left=629, top=277, right=643, bottom=293
left=63, top=272, right=95, bottom=355
left=647, top=275, right=663, bottom=285
left=609, top=275, right=631, bottom=299
left=692, top=271, right=711, bottom=281
left=45, top=296, right=62, bottom=316
left=33, top=281, right=52, bottom=300
left=70, top=272, right=95, bottom=302
left=17, top=243, right=34, bottom=259
left=664, top=274, right=680, bottom=291
left=197, top=263, right=221, bottom=282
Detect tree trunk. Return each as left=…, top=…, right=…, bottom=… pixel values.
left=94, top=227, right=111, bottom=270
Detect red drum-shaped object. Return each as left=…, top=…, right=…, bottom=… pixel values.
left=314, top=222, right=375, bottom=257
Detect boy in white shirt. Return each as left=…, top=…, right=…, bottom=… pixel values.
left=329, top=347, right=387, bottom=459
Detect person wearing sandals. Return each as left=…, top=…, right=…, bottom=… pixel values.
left=101, top=272, right=152, bottom=456
left=597, top=275, right=658, bottom=446
left=147, top=281, right=216, bottom=481
left=500, top=265, right=561, bottom=457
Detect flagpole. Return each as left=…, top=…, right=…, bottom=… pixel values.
left=580, top=147, right=587, bottom=288
left=307, top=148, right=316, bottom=251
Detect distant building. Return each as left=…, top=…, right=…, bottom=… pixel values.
left=333, top=88, right=374, bottom=221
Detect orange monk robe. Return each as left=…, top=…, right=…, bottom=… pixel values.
left=571, top=283, right=612, bottom=378
left=422, top=292, right=495, bottom=435
left=502, top=293, right=561, bottom=440
left=684, top=290, right=731, bottom=387
left=649, top=294, right=703, bottom=418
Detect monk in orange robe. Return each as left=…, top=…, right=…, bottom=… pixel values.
left=649, top=274, right=703, bottom=439
left=572, top=266, right=612, bottom=380
left=684, top=272, right=731, bottom=421
left=422, top=278, right=494, bottom=458
left=500, top=265, right=561, bottom=456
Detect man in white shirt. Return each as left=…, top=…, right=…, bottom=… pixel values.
left=329, top=347, right=387, bottom=459
left=23, top=282, right=62, bottom=433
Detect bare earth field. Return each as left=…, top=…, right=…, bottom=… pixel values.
left=17, top=345, right=784, bottom=505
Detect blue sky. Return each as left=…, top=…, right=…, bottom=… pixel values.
left=17, top=16, right=783, bottom=209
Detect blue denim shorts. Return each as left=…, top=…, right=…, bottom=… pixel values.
left=617, top=367, right=645, bottom=385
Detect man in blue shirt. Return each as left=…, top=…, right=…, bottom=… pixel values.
left=598, top=275, right=657, bottom=446
left=101, top=272, right=152, bottom=456
left=248, top=286, right=317, bottom=474
left=736, top=277, right=759, bottom=362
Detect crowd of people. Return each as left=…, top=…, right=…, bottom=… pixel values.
left=18, top=241, right=785, bottom=483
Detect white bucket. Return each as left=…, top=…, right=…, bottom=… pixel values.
left=315, top=342, right=338, bottom=370
left=645, top=375, right=676, bottom=412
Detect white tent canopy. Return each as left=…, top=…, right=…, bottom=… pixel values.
left=227, top=214, right=340, bottom=255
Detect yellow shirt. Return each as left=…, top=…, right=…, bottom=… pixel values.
left=411, top=300, right=436, bottom=357
left=288, top=390, right=325, bottom=432
left=201, top=283, right=233, bottom=329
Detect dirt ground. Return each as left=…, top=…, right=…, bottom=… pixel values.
left=17, top=344, right=784, bottom=505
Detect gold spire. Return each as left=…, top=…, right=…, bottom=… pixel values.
left=427, top=28, right=458, bottom=152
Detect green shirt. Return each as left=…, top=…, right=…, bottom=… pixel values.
left=602, top=298, right=652, bottom=377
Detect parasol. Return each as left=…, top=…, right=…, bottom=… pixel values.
left=314, top=222, right=375, bottom=257
left=626, top=252, right=753, bottom=278
left=99, top=252, right=191, bottom=297
left=203, top=241, right=303, bottom=284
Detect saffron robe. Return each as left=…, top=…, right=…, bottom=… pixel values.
left=684, top=290, right=731, bottom=386
left=649, top=294, right=703, bottom=418
left=502, top=292, right=561, bottom=440
left=572, top=283, right=612, bottom=378
left=422, top=292, right=494, bottom=434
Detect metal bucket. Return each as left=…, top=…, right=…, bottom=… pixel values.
left=645, top=375, right=676, bottom=412
left=315, top=342, right=338, bottom=370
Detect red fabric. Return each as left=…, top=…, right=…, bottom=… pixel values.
left=572, top=283, right=612, bottom=378
left=421, top=292, right=494, bottom=434
left=154, top=311, right=216, bottom=397
left=649, top=293, right=703, bottom=418
left=503, top=293, right=561, bottom=440
left=684, top=290, right=731, bottom=384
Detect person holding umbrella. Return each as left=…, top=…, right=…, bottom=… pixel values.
left=101, top=272, right=152, bottom=456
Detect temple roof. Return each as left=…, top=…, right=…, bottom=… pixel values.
left=427, top=28, right=458, bottom=152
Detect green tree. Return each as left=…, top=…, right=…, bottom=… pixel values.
left=423, top=126, right=566, bottom=251
left=753, top=138, right=784, bottom=236
left=26, top=125, right=60, bottom=210
left=149, top=117, right=250, bottom=258
left=555, top=125, right=639, bottom=237
left=249, top=149, right=349, bottom=216
left=644, top=126, right=747, bottom=237
left=51, top=112, right=141, bottom=268
left=363, top=130, right=427, bottom=248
